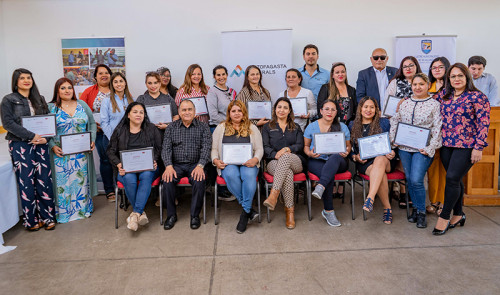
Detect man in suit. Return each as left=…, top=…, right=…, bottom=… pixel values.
left=356, top=48, right=397, bottom=108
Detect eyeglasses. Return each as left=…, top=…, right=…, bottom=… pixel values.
left=450, top=74, right=465, bottom=80
left=431, top=66, right=445, bottom=71
left=402, top=64, right=416, bottom=70
left=161, top=74, right=171, bottom=78
left=322, top=107, right=337, bottom=113
left=372, top=56, right=387, bottom=61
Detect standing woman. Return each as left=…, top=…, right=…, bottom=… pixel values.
left=349, top=97, right=396, bottom=224
left=278, top=68, right=316, bottom=130
left=262, top=97, right=305, bottom=229
left=107, top=102, right=162, bottom=231
left=158, top=67, right=178, bottom=98
left=1, top=68, right=56, bottom=230
left=426, top=57, right=451, bottom=214
left=175, top=64, right=210, bottom=123
left=48, top=78, right=98, bottom=223
left=236, top=65, right=272, bottom=128
left=389, top=73, right=442, bottom=228
left=317, top=62, right=357, bottom=126
left=386, top=56, right=422, bottom=101
left=433, top=63, right=490, bottom=235
left=80, top=64, right=116, bottom=201
left=211, top=100, right=263, bottom=233
left=304, top=99, right=352, bottom=227
left=207, top=65, right=237, bottom=132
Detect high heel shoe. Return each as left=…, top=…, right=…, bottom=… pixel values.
left=432, top=221, right=450, bottom=236
left=449, top=213, right=466, bottom=229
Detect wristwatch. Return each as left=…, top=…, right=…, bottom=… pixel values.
left=197, top=164, right=204, bottom=169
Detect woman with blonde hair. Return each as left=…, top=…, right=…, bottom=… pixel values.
left=175, top=64, right=210, bottom=123
left=211, top=100, right=263, bottom=233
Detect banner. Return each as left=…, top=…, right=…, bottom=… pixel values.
left=222, top=29, right=292, bottom=100
left=61, top=37, right=126, bottom=98
left=395, top=35, right=457, bottom=75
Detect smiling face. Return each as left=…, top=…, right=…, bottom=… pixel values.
left=17, top=73, right=33, bottom=92
left=146, top=76, right=160, bottom=95
left=112, top=75, right=126, bottom=93
left=303, top=48, right=319, bottom=67
left=449, top=67, right=467, bottom=92
left=229, top=105, right=243, bottom=124
left=248, top=68, right=261, bottom=86
left=411, top=77, right=430, bottom=99
left=285, top=71, right=301, bottom=88
left=179, top=100, right=195, bottom=123
left=431, top=61, right=446, bottom=80
left=160, top=70, right=171, bottom=87
left=190, top=67, right=202, bottom=86
left=402, top=59, right=417, bottom=80
left=320, top=101, right=337, bottom=122
left=361, top=99, right=376, bottom=121
left=128, top=104, right=145, bottom=125
left=332, top=65, right=346, bottom=83
left=96, top=67, right=110, bottom=87
left=214, top=68, right=228, bottom=87
left=275, top=100, right=291, bottom=120
left=59, top=82, right=74, bottom=101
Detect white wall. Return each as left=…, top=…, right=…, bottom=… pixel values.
left=1, top=0, right=500, bottom=99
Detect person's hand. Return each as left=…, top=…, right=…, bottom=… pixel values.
left=385, top=150, right=396, bottom=160
left=90, top=142, right=95, bottom=151
left=300, top=113, right=310, bottom=119
left=339, top=151, right=349, bottom=158
left=29, top=134, right=43, bottom=145
left=243, top=157, right=259, bottom=168
left=354, top=154, right=367, bottom=164
left=162, top=165, right=177, bottom=182
left=153, top=161, right=158, bottom=170
left=471, top=149, right=482, bottom=164
left=256, top=118, right=269, bottom=126
left=275, top=147, right=289, bottom=159
left=213, top=159, right=227, bottom=170
left=307, top=147, right=320, bottom=158
left=52, top=146, right=63, bottom=157
left=117, top=163, right=126, bottom=176
left=191, top=166, right=205, bottom=181
left=172, top=115, right=180, bottom=121
left=419, top=149, right=428, bottom=156
left=156, top=123, right=168, bottom=130
left=96, top=122, right=102, bottom=132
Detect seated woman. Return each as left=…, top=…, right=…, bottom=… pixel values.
left=349, top=97, right=396, bottom=224
left=262, top=97, right=305, bottom=229
left=211, top=100, right=263, bottom=234
left=48, top=77, right=98, bottom=223
left=106, top=102, right=162, bottom=231
left=304, top=99, right=352, bottom=227
left=389, top=73, right=442, bottom=228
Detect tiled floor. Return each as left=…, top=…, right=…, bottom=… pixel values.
left=1, top=189, right=499, bottom=295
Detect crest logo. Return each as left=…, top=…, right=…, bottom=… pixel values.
left=421, top=40, right=432, bottom=54
left=230, top=65, right=244, bottom=77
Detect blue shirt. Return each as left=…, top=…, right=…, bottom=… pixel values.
left=100, top=94, right=131, bottom=139
left=107, top=53, right=118, bottom=65
left=374, top=67, right=389, bottom=105
left=473, top=72, right=499, bottom=106
left=304, top=120, right=350, bottom=160
left=299, top=64, right=330, bottom=100
left=68, top=53, right=75, bottom=63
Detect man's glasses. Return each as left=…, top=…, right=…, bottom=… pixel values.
left=372, top=56, right=387, bottom=61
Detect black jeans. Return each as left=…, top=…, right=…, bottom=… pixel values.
left=162, top=163, right=205, bottom=218
left=440, top=147, right=474, bottom=220
left=308, top=155, right=348, bottom=211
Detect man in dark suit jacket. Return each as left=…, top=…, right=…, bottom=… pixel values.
left=356, top=48, right=397, bottom=108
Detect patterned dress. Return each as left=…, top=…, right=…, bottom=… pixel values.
left=49, top=104, right=93, bottom=223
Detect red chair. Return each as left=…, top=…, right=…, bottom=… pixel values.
left=159, top=177, right=207, bottom=225
left=262, top=172, right=311, bottom=222
left=115, top=177, right=161, bottom=229
left=213, top=175, right=260, bottom=225
left=307, top=171, right=355, bottom=220
left=356, top=170, right=408, bottom=220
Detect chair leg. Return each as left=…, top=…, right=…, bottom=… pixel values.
left=159, top=184, right=163, bottom=225
left=404, top=181, right=410, bottom=219
left=203, top=190, right=206, bottom=224
left=214, top=184, right=219, bottom=225
left=351, top=179, right=355, bottom=220
left=115, top=186, right=119, bottom=229
left=362, top=180, right=367, bottom=221
left=266, top=182, right=271, bottom=223
left=257, top=181, right=261, bottom=223
left=306, top=179, right=312, bottom=221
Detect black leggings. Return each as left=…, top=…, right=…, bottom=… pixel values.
left=440, top=147, right=474, bottom=220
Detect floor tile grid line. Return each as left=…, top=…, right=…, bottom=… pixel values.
left=468, top=207, right=500, bottom=226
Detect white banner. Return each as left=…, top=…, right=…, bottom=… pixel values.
left=395, top=35, right=457, bottom=76
left=222, top=29, right=292, bottom=101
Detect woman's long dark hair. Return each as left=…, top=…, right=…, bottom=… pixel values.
left=442, top=63, right=479, bottom=100
left=319, top=99, right=341, bottom=132
left=269, top=97, right=296, bottom=130
left=428, top=56, right=450, bottom=85
left=113, top=102, right=155, bottom=144
left=11, top=68, right=48, bottom=114
left=158, top=67, right=178, bottom=97
left=391, top=56, right=422, bottom=82
left=50, top=77, right=77, bottom=108
left=350, top=96, right=382, bottom=145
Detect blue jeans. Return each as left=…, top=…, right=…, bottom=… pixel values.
left=307, top=155, right=348, bottom=211
left=221, top=165, right=258, bottom=213
left=398, top=150, right=433, bottom=213
left=95, top=132, right=115, bottom=194
left=117, top=169, right=158, bottom=214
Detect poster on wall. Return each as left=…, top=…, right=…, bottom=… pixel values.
left=61, top=37, right=126, bottom=98
left=221, top=29, right=292, bottom=101
left=395, top=35, right=456, bottom=76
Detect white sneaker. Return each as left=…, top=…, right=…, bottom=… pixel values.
left=127, top=212, right=139, bottom=231
left=138, top=212, right=149, bottom=226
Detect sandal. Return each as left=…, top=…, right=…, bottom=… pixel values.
left=45, top=221, right=56, bottom=231
left=26, top=223, right=41, bottom=231
left=383, top=208, right=393, bottom=224
left=363, top=197, right=374, bottom=213
left=106, top=192, right=116, bottom=203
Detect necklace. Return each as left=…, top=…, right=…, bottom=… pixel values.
left=362, top=124, right=370, bottom=133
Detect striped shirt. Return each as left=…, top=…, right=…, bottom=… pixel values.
left=175, top=86, right=210, bottom=123
left=236, top=86, right=271, bottom=126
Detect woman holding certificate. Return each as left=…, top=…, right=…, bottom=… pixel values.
left=262, top=97, right=305, bottom=229
left=207, top=65, right=237, bottom=132
left=48, top=77, right=98, bottom=223
left=1, top=68, right=56, bottom=231
left=304, top=99, right=351, bottom=227
left=211, top=100, right=263, bottom=234
left=278, top=68, right=316, bottom=130
left=389, top=73, right=442, bottom=228
left=236, top=65, right=272, bottom=128
left=107, top=102, right=163, bottom=231
left=349, top=97, right=395, bottom=224
left=175, top=64, right=210, bottom=123
left=432, top=63, right=490, bottom=235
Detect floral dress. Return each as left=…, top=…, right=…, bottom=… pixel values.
left=49, top=104, right=93, bottom=223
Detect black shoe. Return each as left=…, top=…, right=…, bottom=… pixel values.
left=408, top=209, right=417, bottom=223
left=163, top=215, right=177, bottom=230
left=190, top=216, right=201, bottom=230
left=398, top=193, right=407, bottom=209
left=236, top=210, right=249, bottom=234
left=218, top=191, right=236, bottom=201
left=416, top=212, right=427, bottom=228
left=449, top=213, right=466, bottom=229
left=432, top=222, right=450, bottom=236
left=248, top=208, right=259, bottom=223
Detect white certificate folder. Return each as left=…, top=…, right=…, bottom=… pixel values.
left=120, top=147, right=155, bottom=173
left=222, top=143, right=253, bottom=165
left=394, top=122, right=431, bottom=150
left=60, top=132, right=92, bottom=155
left=21, top=114, right=56, bottom=137
left=313, top=132, right=346, bottom=154
left=358, top=132, right=391, bottom=160
left=247, top=101, right=272, bottom=119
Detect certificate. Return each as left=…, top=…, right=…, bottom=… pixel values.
left=60, top=132, right=92, bottom=155
left=187, top=97, right=208, bottom=116
left=313, top=132, right=346, bottom=154
left=120, top=147, right=155, bottom=173
left=147, top=104, right=172, bottom=124
left=290, top=97, right=308, bottom=116
left=222, top=143, right=253, bottom=165
left=247, top=101, right=272, bottom=120
left=358, top=132, right=392, bottom=160
left=383, top=96, right=402, bottom=118
left=21, top=114, right=56, bottom=137
left=93, top=113, right=101, bottom=124
left=394, top=122, right=431, bottom=150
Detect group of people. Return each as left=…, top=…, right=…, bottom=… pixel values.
left=0, top=44, right=492, bottom=236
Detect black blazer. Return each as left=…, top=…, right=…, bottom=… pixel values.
left=317, top=84, right=357, bottom=126
left=355, top=66, right=397, bottom=107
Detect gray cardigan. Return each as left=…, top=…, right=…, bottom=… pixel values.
left=207, top=85, right=237, bottom=126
